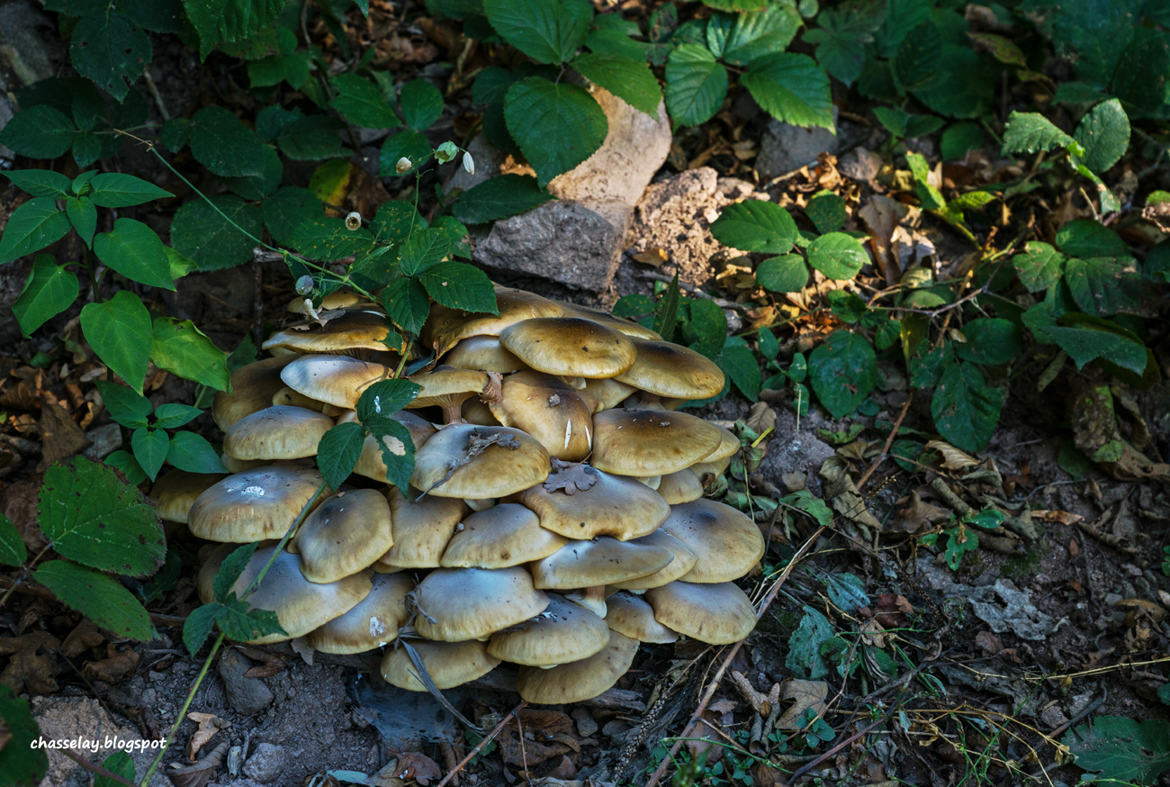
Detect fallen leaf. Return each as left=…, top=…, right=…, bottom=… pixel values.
left=974, top=630, right=1002, bottom=654
left=82, top=644, right=140, bottom=684
left=61, top=620, right=104, bottom=658
left=745, top=402, right=777, bottom=440
left=0, top=632, right=60, bottom=694
left=38, top=395, right=90, bottom=470
left=632, top=248, right=668, bottom=266
left=889, top=491, right=951, bottom=534
left=775, top=679, right=828, bottom=730
left=925, top=440, right=979, bottom=470
left=186, top=711, right=229, bottom=761
left=391, top=751, right=442, bottom=786
left=168, top=740, right=228, bottom=787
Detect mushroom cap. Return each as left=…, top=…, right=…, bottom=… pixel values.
left=442, top=335, right=524, bottom=373
left=262, top=309, right=398, bottom=354
left=461, top=397, right=501, bottom=426
left=530, top=537, right=674, bottom=590
left=201, top=544, right=371, bottom=644
left=413, top=567, right=549, bottom=641
left=487, top=371, right=594, bottom=461
left=520, top=463, right=669, bottom=541
left=296, top=489, right=394, bottom=582
left=591, top=409, right=723, bottom=476
left=188, top=465, right=325, bottom=542
left=608, top=529, right=697, bottom=591
left=487, top=594, right=610, bottom=666
left=280, top=354, right=391, bottom=410
left=499, top=317, right=637, bottom=379
left=604, top=591, right=679, bottom=644
left=287, top=289, right=371, bottom=315
left=406, top=366, right=490, bottom=410
left=411, top=424, right=550, bottom=499
left=516, top=630, right=639, bottom=704
left=306, top=572, right=413, bottom=654
left=440, top=503, right=567, bottom=569
left=212, top=356, right=293, bottom=431
left=655, top=468, right=704, bottom=504
left=423, top=287, right=566, bottom=356
left=373, top=488, right=464, bottom=570
left=659, top=499, right=765, bottom=583
left=577, top=377, right=636, bottom=413
left=704, top=425, right=741, bottom=463
left=222, top=405, right=334, bottom=461
left=381, top=639, right=500, bottom=691
left=645, top=581, right=756, bottom=645
left=352, top=411, right=436, bottom=483
left=558, top=303, right=662, bottom=341
left=152, top=470, right=225, bottom=523
left=614, top=340, right=725, bottom=400
left=270, top=385, right=328, bottom=411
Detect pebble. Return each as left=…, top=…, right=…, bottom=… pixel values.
left=571, top=708, right=598, bottom=737
left=218, top=648, right=275, bottom=715
left=243, top=742, right=285, bottom=784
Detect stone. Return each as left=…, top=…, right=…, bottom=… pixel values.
left=755, top=107, right=841, bottom=180
left=217, top=648, right=275, bottom=715
left=82, top=423, right=123, bottom=461
left=32, top=695, right=167, bottom=787
left=0, top=1, right=63, bottom=88
left=243, top=742, right=286, bottom=784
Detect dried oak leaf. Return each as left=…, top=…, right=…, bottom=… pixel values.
left=775, top=679, right=827, bottom=731
left=543, top=460, right=600, bottom=495
left=0, top=631, right=61, bottom=694
left=499, top=709, right=576, bottom=768
left=61, top=620, right=104, bottom=658
left=82, top=644, right=140, bottom=684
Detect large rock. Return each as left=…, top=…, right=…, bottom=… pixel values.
left=755, top=107, right=841, bottom=180
left=32, top=696, right=167, bottom=786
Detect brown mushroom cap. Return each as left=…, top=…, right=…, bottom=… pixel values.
left=188, top=465, right=325, bottom=542
left=558, top=303, right=662, bottom=341
left=516, top=630, right=639, bottom=704
left=373, top=488, right=465, bottom=570
left=487, top=371, right=594, bottom=461
left=440, top=503, right=567, bottom=569
left=659, top=499, right=764, bottom=583
left=442, top=335, right=524, bottom=373
left=604, top=591, right=679, bottom=643
left=279, top=354, right=391, bottom=410
left=381, top=639, right=500, bottom=691
left=614, top=340, right=725, bottom=400
left=411, top=424, right=550, bottom=499
left=295, top=489, right=394, bottom=582
left=591, top=409, right=723, bottom=476
left=306, top=572, right=413, bottom=654
left=645, top=581, right=756, bottom=645
left=413, top=567, right=550, bottom=641
left=520, top=462, right=669, bottom=541
left=499, top=317, right=637, bottom=379
left=222, top=405, right=334, bottom=461
left=212, top=356, right=293, bottom=431
left=577, top=377, right=636, bottom=413
left=530, top=537, right=674, bottom=590
left=262, top=309, right=399, bottom=355
left=655, top=468, right=704, bottom=504
left=152, top=470, right=225, bottom=523
left=287, top=289, right=371, bottom=315
left=352, top=411, right=436, bottom=484
left=608, top=529, right=697, bottom=591
left=487, top=594, right=610, bottom=666
left=406, top=366, right=490, bottom=412
left=423, top=287, right=566, bottom=356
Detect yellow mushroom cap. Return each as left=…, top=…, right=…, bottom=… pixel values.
left=516, top=630, right=639, bottom=704
left=645, top=581, right=756, bottom=645
left=440, top=503, right=567, bottom=569
left=152, top=470, right=225, bottom=524
left=487, top=371, right=594, bottom=461
left=604, top=591, right=679, bottom=644
left=608, top=529, right=697, bottom=591
left=413, top=567, right=550, bottom=641
left=381, top=639, right=500, bottom=691
left=441, top=335, right=524, bottom=373
left=411, top=424, right=550, bottom=499
left=188, top=465, right=325, bottom=542
left=557, top=303, right=663, bottom=341
left=655, top=467, right=704, bottom=504
left=373, top=488, right=465, bottom=570
left=279, top=354, right=391, bottom=410
left=499, top=317, right=637, bottom=379
left=519, top=462, right=669, bottom=541
left=487, top=594, right=610, bottom=667
left=659, top=499, right=765, bottom=583
left=222, top=405, right=334, bottom=461
left=530, top=537, right=674, bottom=590
left=614, top=340, right=725, bottom=400
left=212, top=356, right=293, bottom=431
left=262, top=309, right=398, bottom=354
left=296, top=489, right=394, bottom=583
left=423, top=286, right=566, bottom=356
left=307, top=572, right=413, bottom=654
left=352, top=412, right=436, bottom=484
left=591, top=409, right=722, bottom=476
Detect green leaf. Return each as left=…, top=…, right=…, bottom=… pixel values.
left=88, top=173, right=173, bottom=208
left=154, top=403, right=202, bottom=429
left=1013, top=242, right=1066, bottom=293
left=1002, top=111, right=1073, bottom=155
left=4, top=169, right=71, bottom=197
left=806, top=232, right=867, bottom=280
left=805, top=191, right=846, bottom=233
left=1064, top=256, right=1144, bottom=316
left=131, top=426, right=170, bottom=481
left=786, top=605, right=834, bottom=679
left=105, top=450, right=147, bottom=485
left=681, top=297, right=725, bottom=359
left=0, top=513, right=27, bottom=568
left=399, top=228, right=453, bottom=276
left=317, top=421, right=366, bottom=489
left=571, top=52, right=661, bottom=117
left=1055, top=219, right=1127, bottom=258
left=808, top=331, right=876, bottom=419
left=741, top=53, right=834, bottom=131
left=940, top=122, right=984, bottom=161
left=167, top=431, right=227, bottom=474
left=711, top=199, right=797, bottom=254
left=190, top=106, right=267, bottom=177
left=452, top=174, right=551, bottom=224
left=216, top=598, right=286, bottom=642
left=170, top=195, right=264, bottom=271
left=399, top=78, right=444, bottom=130
left=13, top=254, right=79, bottom=336
left=664, top=44, right=728, bottom=126
left=185, top=0, right=284, bottom=59
left=80, top=291, right=152, bottom=393
left=482, top=0, right=592, bottom=64
left=214, top=544, right=258, bottom=602
left=1073, top=99, right=1130, bottom=174
left=182, top=603, right=220, bottom=656
left=955, top=318, right=1021, bottom=365
left=1023, top=307, right=1149, bottom=376
left=64, top=196, right=97, bottom=248
left=0, top=686, right=49, bottom=785
left=380, top=277, right=431, bottom=335
left=0, top=197, right=70, bottom=265
left=277, top=116, right=349, bottom=161
left=824, top=572, right=869, bottom=612
left=0, top=105, right=75, bottom=159
left=95, top=751, right=135, bottom=787
left=366, top=417, right=416, bottom=493
left=910, top=45, right=993, bottom=119
left=379, top=129, right=434, bottom=176
left=39, top=457, right=165, bottom=575
left=288, top=216, right=374, bottom=262
left=780, top=489, right=831, bottom=526
left=35, top=560, right=154, bottom=640
left=755, top=254, right=808, bottom=292
left=93, top=218, right=174, bottom=290
left=357, top=378, right=422, bottom=425
left=722, top=4, right=802, bottom=66
left=151, top=317, right=230, bottom=391
left=504, top=78, right=607, bottom=185
left=94, top=380, right=152, bottom=429
left=931, top=359, right=1003, bottom=453
left=417, top=261, right=498, bottom=313
left=329, top=73, right=399, bottom=128
left=717, top=340, right=760, bottom=400
left=70, top=12, right=151, bottom=101
left=1064, top=715, right=1170, bottom=784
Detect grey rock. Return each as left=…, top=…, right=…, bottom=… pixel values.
left=572, top=708, right=598, bottom=737
left=755, top=106, right=841, bottom=180
left=217, top=648, right=275, bottom=715
left=0, top=0, right=62, bottom=87
left=32, top=696, right=167, bottom=787
left=82, top=423, right=123, bottom=461
left=243, top=742, right=286, bottom=784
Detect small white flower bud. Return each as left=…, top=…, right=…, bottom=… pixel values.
left=462, top=151, right=475, bottom=175
left=395, top=156, right=412, bottom=174
left=295, top=275, right=314, bottom=295
left=345, top=211, right=362, bottom=230
left=436, top=141, right=458, bottom=163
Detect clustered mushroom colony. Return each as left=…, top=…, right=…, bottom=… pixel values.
left=155, top=285, right=765, bottom=704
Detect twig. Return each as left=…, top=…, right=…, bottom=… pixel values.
left=436, top=701, right=527, bottom=787
left=784, top=716, right=889, bottom=783
left=633, top=271, right=743, bottom=309
left=856, top=393, right=913, bottom=492
left=643, top=526, right=826, bottom=787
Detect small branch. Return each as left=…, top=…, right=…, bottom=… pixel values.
left=856, top=393, right=913, bottom=492
left=436, top=701, right=527, bottom=787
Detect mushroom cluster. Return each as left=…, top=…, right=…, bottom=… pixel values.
left=159, top=285, right=764, bottom=704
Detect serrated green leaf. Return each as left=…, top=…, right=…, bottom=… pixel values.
left=681, top=297, right=725, bottom=360
left=0, top=513, right=27, bottom=568
left=262, top=189, right=322, bottom=249
left=214, top=543, right=258, bottom=602
left=786, top=605, right=834, bottom=679
left=171, top=195, right=264, bottom=271
left=452, top=174, right=552, bottom=224
left=399, top=78, right=444, bottom=130
left=131, top=426, right=169, bottom=481
left=0, top=686, right=49, bottom=785
left=711, top=199, right=797, bottom=254
left=151, top=317, right=230, bottom=390
left=366, top=417, right=416, bottom=493
left=13, top=254, right=79, bottom=336
left=781, top=489, right=831, bottom=526
left=572, top=52, right=661, bottom=116
left=824, top=572, right=869, bottom=612
left=755, top=254, right=808, bottom=292
left=95, top=380, right=152, bottom=429
left=1073, top=99, right=1130, bottom=174
left=167, top=431, right=227, bottom=474
left=277, top=115, right=349, bottom=161
left=664, top=44, right=728, bottom=126
left=1013, top=241, right=1065, bottom=293
left=1055, top=219, right=1127, bottom=258
left=69, top=12, right=151, bottom=101
left=940, top=122, right=984, bottom=160
left=36, top=559, right=155, bottom=640
left=809, top=330, right=876, bottom=419
left=182, top=603, right=220, bottom=656
left=190, top=106, right=267, bottom=177
left=417, top=261, right=498, bottom=313
left=104, top=450, right=147, bottom=485
left=0, top=197, right=71, bottom=265
left=185, top=0, right=284, bottom=59
left=0, top=105, right=75, bottom=159
left=1064, top=256, right=1145, bottom=316
left=216, top=597, right=286, bottom=642
left=742, top=53, right=834, bottom=130
left=399, top=229, right=453, bottom=276
left=329, top=73, right=399, bottom=128
left=483, top=0, right=592, bottom=64
left=955, top=318, right=1021, bottom=365
left=357, top=378, right=421, bottom=425
left=1002, top=111, right=1073, bottom=155
left=931, top=359, right=1003, bottom=453
left=154, top=403, right=202, bottom=429
left=805, top=191, right=846, bottom=233
left=723, top=4, right=801, bottom=65
left=717, top=341, right=760, bottom=400
left=504, top=77, right=607, bottom=186
left=1064, top=715, right=1170, bottom=784
left=317, top=422, right=366, bottom=489
left=806, top=232, right=867, bottom=280
left=94, top=218, right=174, bottom=289
left=80, top=291, right=152, bottom=392
left=4, top=169, right=71, bottom=197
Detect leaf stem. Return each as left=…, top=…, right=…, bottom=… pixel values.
left=0, top=543, right=52, bottom=611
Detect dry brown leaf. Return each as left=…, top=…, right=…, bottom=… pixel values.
left=0, top=632, right=60, bottom=694
left=858, top=617, right=887, bottom=648
left=775, top=679, right=827, bottom=730
left=924, top=440, right=979, bottom=470
left=499, top=709, right=576, bottom=768
left=819, top=458, right=881, bottom=530
left=82, top=644, right=140, bottom=684
left=392, top=751, right=442, bottom=786
left=730, top=670, right=781, bottom=718
left=168, top=741, right=228, bottom=787
left=1115, top=598, right=1166, bottom=620
left=61, top=620, right=104, bottom=659
left=186, top=711, right=229, bottom=761
left=631, top=248, right=668, bottom=266
left=889, top=491, right=951, bottom=534
left=858, top=195, right=909, bottom=284
left=975, top=630, right=1002, bottom=654
left=38, top=395, right=90, bottom=470
left=745, top=401, right=776, bottom=439
left=1032, top=509, right=1084, bottom=526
